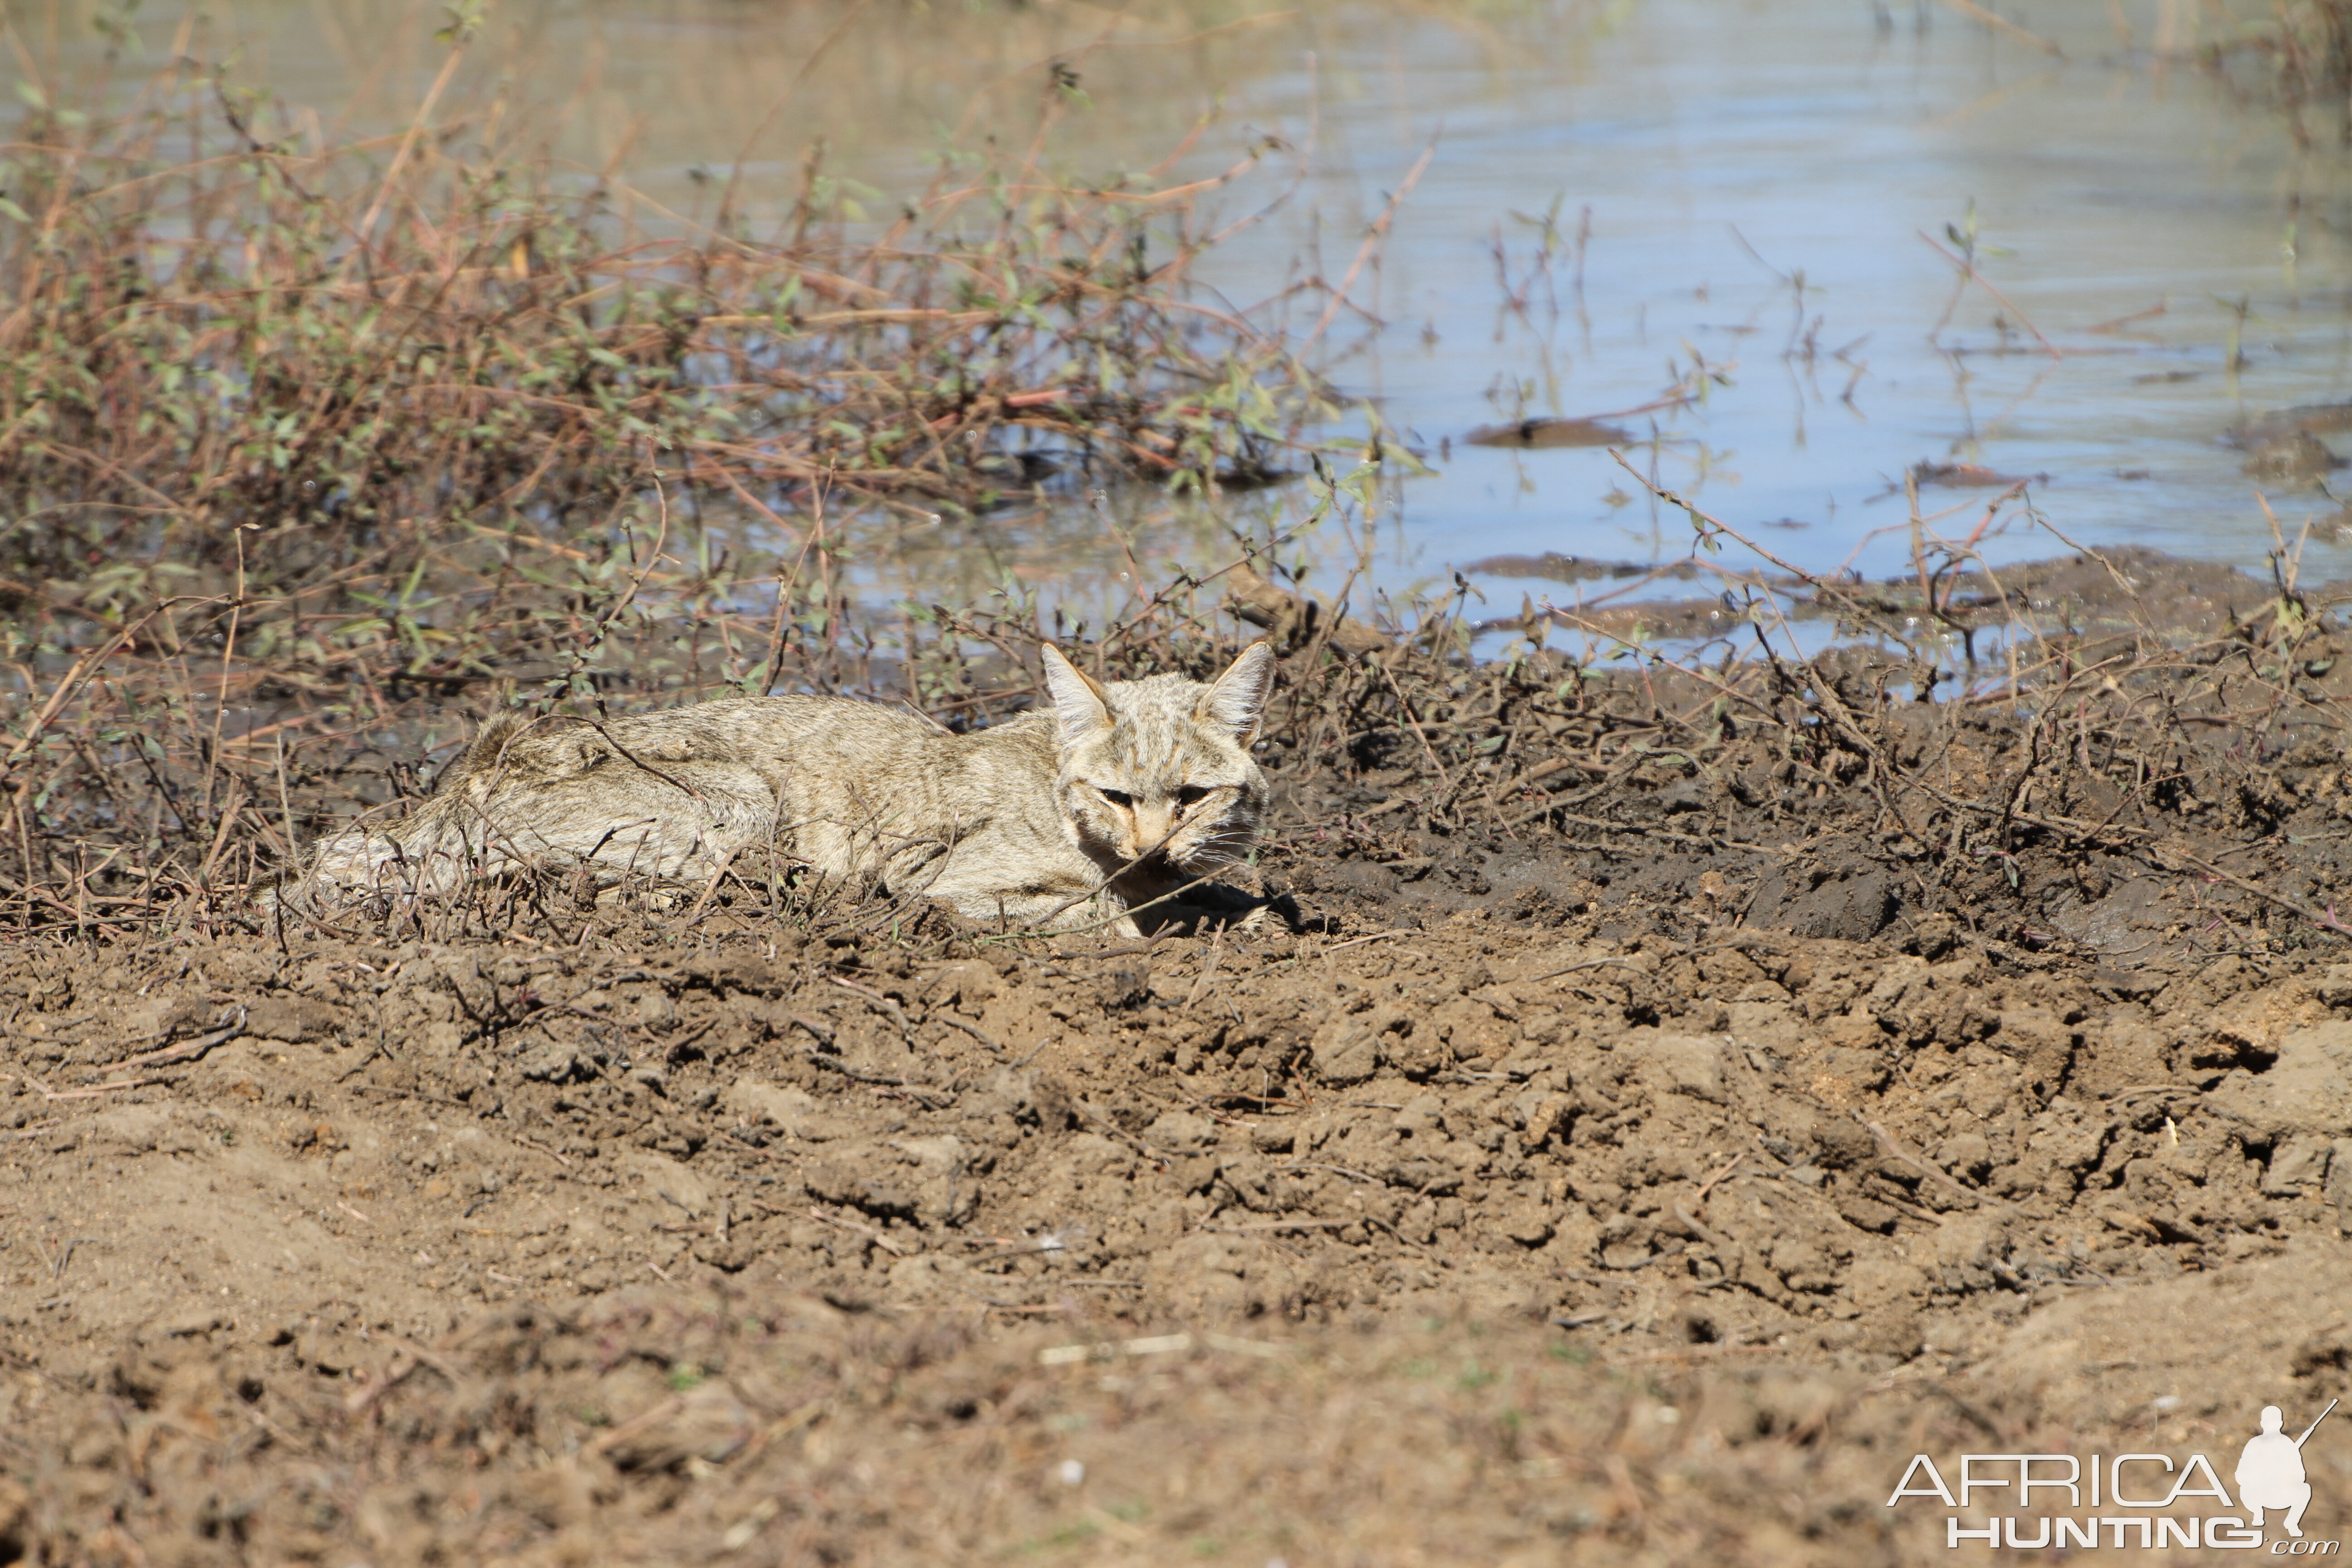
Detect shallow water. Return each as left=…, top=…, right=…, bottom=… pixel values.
left=24, top=0, right=2352, bottom=623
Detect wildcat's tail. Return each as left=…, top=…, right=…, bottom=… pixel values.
left=259, top=714, right=539, bottom=912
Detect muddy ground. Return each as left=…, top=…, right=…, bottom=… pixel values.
left=11, top=552, right=2352, bottom=1565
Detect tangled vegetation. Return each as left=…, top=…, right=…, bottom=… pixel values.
left=0, top=29, right=1367, bottom=934
left=0, top=38, right=1322, bottom=611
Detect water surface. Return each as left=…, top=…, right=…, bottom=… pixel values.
left=21, top=0, right=2352, bottom=621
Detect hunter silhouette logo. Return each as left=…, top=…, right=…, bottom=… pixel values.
left=1886, top=1398, right=2341, bottom=1550
left=2241, top=1401, right=2336, bottom=1540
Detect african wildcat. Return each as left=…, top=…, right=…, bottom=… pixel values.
left=276, top=642, right=1275, bottom=934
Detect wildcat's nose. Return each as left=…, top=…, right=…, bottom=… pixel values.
left=1134, top=804, right=1177, bottom=857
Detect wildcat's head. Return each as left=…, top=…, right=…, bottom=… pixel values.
left=1040, top=641, right=1275, bottom=878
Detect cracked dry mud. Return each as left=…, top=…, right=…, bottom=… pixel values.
left=13, top=593, right=2352, bottom=1563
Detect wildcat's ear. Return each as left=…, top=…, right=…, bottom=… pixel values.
left=1039, top=644, right=1113, bottom=747
left=1196, top=640, right=1275, bottom=743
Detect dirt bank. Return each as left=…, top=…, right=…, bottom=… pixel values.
left=10, top=549, right=2352, bottom=1563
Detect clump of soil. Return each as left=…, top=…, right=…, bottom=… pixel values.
left=10, top=549, right=2352, bottom=1563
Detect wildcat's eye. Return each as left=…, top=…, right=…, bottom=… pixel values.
left=1174, top=785, right=1212, bottom=808
left=1098, top=788, right=1134, bottom=808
